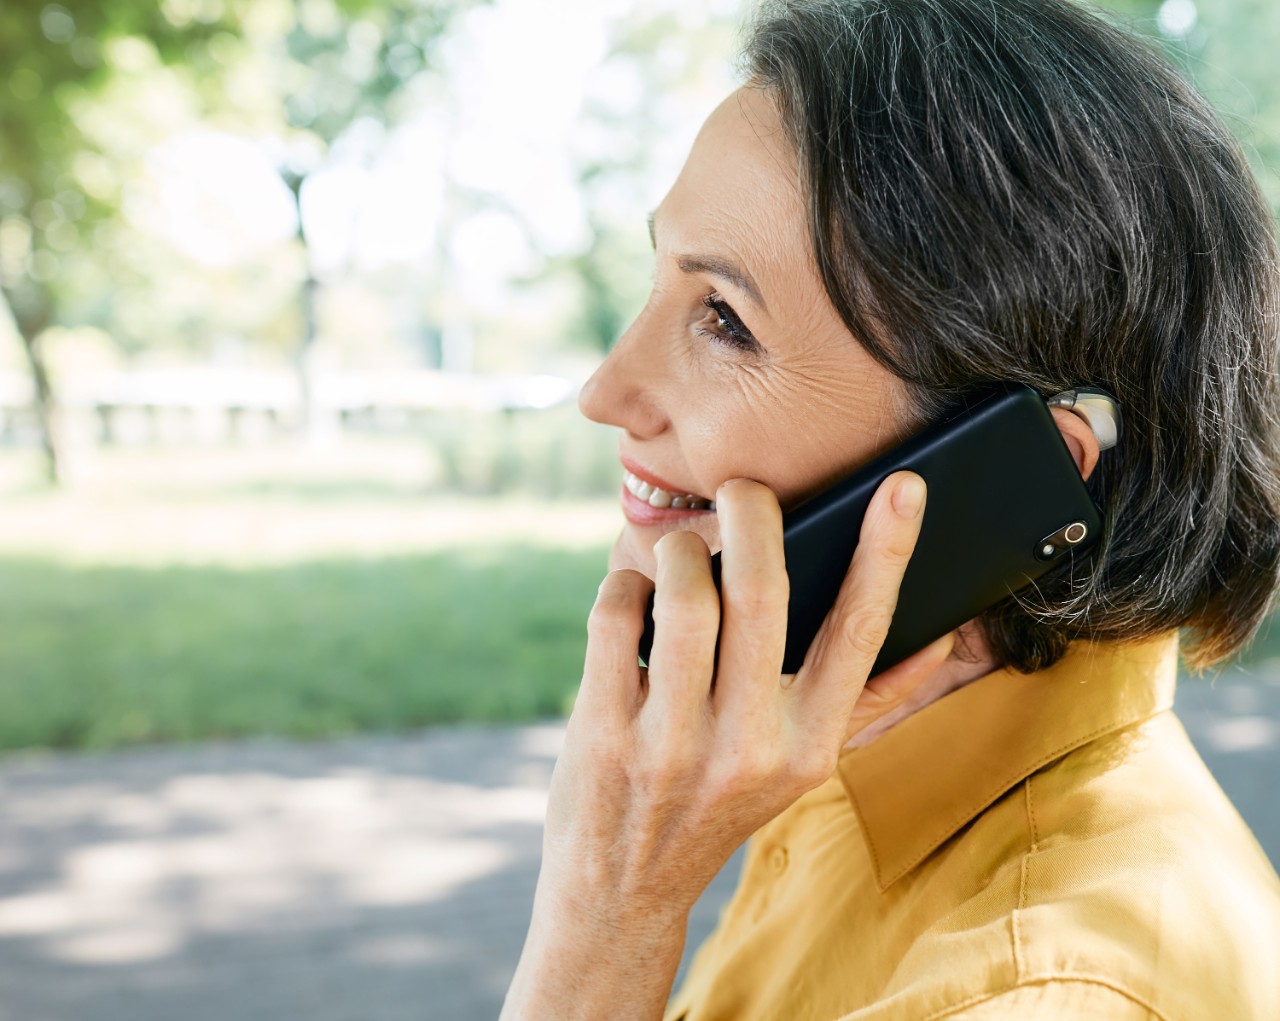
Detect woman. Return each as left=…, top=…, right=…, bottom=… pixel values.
left=502, top=0, right=1280, bottom=1018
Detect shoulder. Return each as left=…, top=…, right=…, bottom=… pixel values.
left=1010, top=709, right=1280, bottom=1020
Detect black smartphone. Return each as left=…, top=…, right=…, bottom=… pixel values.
left=637, top=382, right=1107, bottom=677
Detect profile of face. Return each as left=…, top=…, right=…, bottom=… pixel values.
left=578, top=86, right=913, bottom=580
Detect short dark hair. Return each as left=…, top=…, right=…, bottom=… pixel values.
left=744, top=0, right=1280, bottom=672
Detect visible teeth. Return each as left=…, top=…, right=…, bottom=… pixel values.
left=623, top=471, right=714, bottom=512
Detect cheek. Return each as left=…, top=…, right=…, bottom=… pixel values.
left=681, top=371, right=834, bottom=502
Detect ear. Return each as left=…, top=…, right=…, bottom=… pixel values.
left=1049, top=406, right=1101, bottom=481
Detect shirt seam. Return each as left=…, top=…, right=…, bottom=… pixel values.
left=1011, top=776, right=1038, bottom=982
left=901, top=974, right=1174, bottom=1021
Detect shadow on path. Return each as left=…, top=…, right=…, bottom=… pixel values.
left=0, top=673, right=1275, bottom=1021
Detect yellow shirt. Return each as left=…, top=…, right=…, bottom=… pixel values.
left=664, top=634, right=1280, bottom=1020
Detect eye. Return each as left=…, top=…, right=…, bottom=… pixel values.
left=696, top=293, right=761, bottom=353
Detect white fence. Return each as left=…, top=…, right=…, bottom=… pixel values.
left=0, top=369, right=579, bottom=444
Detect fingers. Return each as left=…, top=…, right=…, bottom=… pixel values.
left=843, top=631, right=954, bottom=743
left=796, top=471, right=926, bottom=710
left=712, top=479, right=789, bottom=713
left=580, top=568, right=653, bottom=718
left=647, top=529, right=720, bottom=713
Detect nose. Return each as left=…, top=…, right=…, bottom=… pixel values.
left=577, top=313, right=669, bottom=439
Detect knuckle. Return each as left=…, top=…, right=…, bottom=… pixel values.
left=787, top=744, right=838, bottom=791
left=587, top=573, right=648, bottom=637
left=837, top=608, right=892, bottom=660
left=630, top=750, right=696, bottom=803
left=703, top=766, right=745, bottom=804
left=706, top=744, right=775, bottom=797
left=586, top=598, right=631, bottom=636
left=652, top=592, right=719, bottom=635
left=880, top=532, right=919, bottom=564
left=728, top=575, right=789, bottom=620
left=570, top=719, right=630, bottom=776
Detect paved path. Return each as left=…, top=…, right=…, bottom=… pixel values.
left=0, top=675, right=1276, bottom=1021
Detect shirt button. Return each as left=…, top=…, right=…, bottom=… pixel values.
left=768, top=845, right=789, bottom=872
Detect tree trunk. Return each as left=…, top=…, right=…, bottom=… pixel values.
left=297, top=271, right=322, bottom=440
left=282, top=173, right=326, bottom=443
left=0, top=283, right=61, bottom=485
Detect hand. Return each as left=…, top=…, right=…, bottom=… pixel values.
left=501, top=471, right=951, bottom=1021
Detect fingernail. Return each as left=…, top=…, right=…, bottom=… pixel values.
left=892, top=475, right=926, bottom=518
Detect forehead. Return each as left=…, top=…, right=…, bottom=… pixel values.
left=654, top=88, right=811, bottom=276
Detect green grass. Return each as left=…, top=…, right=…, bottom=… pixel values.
left=3, top=430, right=1279, bottom=757
left=0, top=544, right=608, bottom=752
left=0, top=434, right=625, bottom=755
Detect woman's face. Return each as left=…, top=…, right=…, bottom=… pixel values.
left=579, top=86, right=913, bottom=580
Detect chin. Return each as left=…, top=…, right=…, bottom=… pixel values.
left=606, top=519, right=722, bottom=582
left=608, top=526, right=658, bottom=581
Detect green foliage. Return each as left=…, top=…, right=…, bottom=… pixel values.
left=0, top=0, right=487, bottom=360
left=1091, top=0, right=1280, bottom=211
left=275, top=0, right=463, bottom=147
left=0, top=2, right=234, bottom=330
left=549, top=11, right=740, bottom=353
left=0, top=543, right=604, bottom=752
left=1182, top=0, right=1280, bottom=212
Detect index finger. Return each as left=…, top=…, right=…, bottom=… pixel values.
left=792, top=471, right=925, bottom=705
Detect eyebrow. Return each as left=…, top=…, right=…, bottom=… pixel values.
left=647, top=210, right=768, bottom=313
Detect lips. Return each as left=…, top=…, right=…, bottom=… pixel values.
left=623, top=470, right=716, bottom=510
left=619, top=456, right=716, bottom=525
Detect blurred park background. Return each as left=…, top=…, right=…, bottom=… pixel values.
left=2, top=0, right=1280, bottom=1017
left=2, top=0, right=1280, bottom=754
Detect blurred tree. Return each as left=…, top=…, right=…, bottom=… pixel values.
left=1, top=0, right=1276, bottom=487
left=0, top=1, right=238, bottom=482
left=217, top=0, right=485, bottom=435
left=0, top=0, right=483, bottom=479
left=544, top=8, right=740, bottom=355
left=1069, top=0, right=1280, bottom=210
left=1168, top=0, right=1280, bottom=213
left=557, top=0, right=1280, bottom=359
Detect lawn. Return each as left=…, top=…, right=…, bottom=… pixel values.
left=0, top=547, right=607, bottom=751
left=3, top=436, right=1277, bottom=755
left=0, top=440, right=620, bottom=754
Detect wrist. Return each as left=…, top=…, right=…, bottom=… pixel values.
left=500, top=888, right=689, bottom=1021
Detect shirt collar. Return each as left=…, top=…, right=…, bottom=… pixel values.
left=835, top=632, right=1180, bottom=891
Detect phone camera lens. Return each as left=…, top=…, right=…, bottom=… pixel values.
left=1036, top=521, right=1093, bottom=561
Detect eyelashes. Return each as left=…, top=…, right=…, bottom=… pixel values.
left=697, top=293, right=760, bottom=353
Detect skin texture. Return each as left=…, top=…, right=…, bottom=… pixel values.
left=500, top=86, right=1100, bottom=1021
left=585, top=89, right=916, bottom=579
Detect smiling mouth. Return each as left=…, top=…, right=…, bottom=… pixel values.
left=623, top=471, right=717, bottom=511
